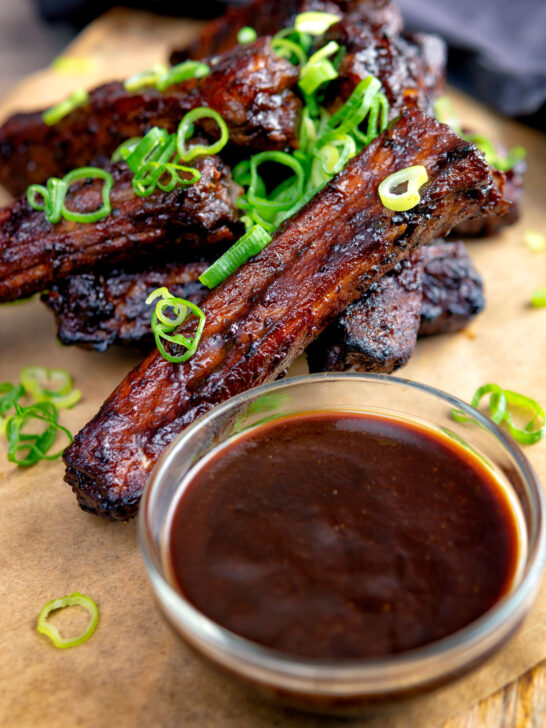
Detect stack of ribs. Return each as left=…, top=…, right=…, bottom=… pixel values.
left=0, top=0, right=511, bottom=519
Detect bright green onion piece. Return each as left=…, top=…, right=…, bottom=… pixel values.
left=294, top=11, right=341, bottom=35
left=352, top=92, right=389, bottom=145
left=306, top=40, right=340, bottom=66
left=199, top=225, right=272, bottom=289
left=155, top=61, right=210, bottom=91
left=61, top=168, right=113, bottom=223
left=123, top=63, right=168, bottom=92
left=42, top=88, right=89, bottom=126
left=238, top=26, right=258, bottom=44
left=524, top=230, right=546, bottom=253
left=111, top=137, right=142, bottom=163
left=470, top=383, right=507, bottom=425
left=145, top=161, right=201, bottom=193
left=27, top=177, right=68, bottom=224
left=6, top=401, right=73, bottom=466
left=502, top=390, right=546, bottom=445
left=378, top=165, right=429, bottom=212
left=177, top=107, right=229, bottom=162
left=299, top=59, right=338, bottom=95
left=271, top=37, right=308, bottom=66
left=320, top=76, right=382, bottom=142
left=0, top=383, right=25, bottom=435
left=20, top=366, right=81, bottom=409
left=37, top=593, right=99, bottom=649
left=247, top=151, right=305, bottom=213
left=531, top=287, right=546, bottom=307
left=146, top=288, right=206, bottom=363
left=51, top=55, right=98, bottom=75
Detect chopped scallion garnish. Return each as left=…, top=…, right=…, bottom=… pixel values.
left=51, top=55, right=98, bottom=75
left=155, top=61, right=210, bottom=91
left=524, top=230, right=546, bottom=253
left=531, top=287, right=546, bottom=308
left=199, top=224, right=272, bottom=289
left=19, top=366, right=81, bottom=409
left=237, top=26, right=258, bottom=44
left=177, top=107, right=229, bottom=162
left=6, top=401, right=73, bottom=466
left=378, top=165, right=429, bottom=212
left=27, top=168, right=113, bottom=224
left=42, top=88, right=89, bottom=126
left=294, top=11, right=341, bottom=35
left=146, top=288, right=206, bottom=363
left=453, top=384, right=545, bottom=445
left=123, top=63, right=168, bottom=92
left=37, top=593, right=99, bottom=649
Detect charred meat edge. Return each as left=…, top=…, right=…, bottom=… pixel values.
left=0, top=38, right=300, bottom=196
left=307, top=240, right=485, bottom=373
left=0, top=155, right=242, bottom=303
left=63, top=109, right=506, bottom=521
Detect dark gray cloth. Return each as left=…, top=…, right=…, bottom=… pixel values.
left=397, top=0, right=546, bottom=117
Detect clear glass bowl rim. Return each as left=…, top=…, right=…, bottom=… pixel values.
left=138, top=373, right=546, bottom=692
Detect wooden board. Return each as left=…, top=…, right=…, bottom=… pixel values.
left=1, top=9, right=545, bottom=728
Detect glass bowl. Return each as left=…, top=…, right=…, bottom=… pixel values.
left=138, top=373, right=545, bottom=714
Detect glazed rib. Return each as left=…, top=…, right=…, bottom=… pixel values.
left=63, top=109, right=506, bottom=520
left=0, top=38, right=300, bottom=196
left=42, top=260, right=209, bottom=352
left=306, top=240, right=484, bottom=372
left=169, top=0, right=403, bottom=65
left=0, top=155, right=242, bottom=303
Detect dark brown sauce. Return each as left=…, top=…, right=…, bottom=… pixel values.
left=168, top=412, right=520, bottom=660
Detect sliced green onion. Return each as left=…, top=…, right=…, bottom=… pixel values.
left=320, top=76, right=382, bottom=142
left=20, top=366, right=81, bottom=409
left=42, top=88, right=89, bottom=126
left=502, top=390, right=546, bottom=445
left=470, top=383, right=507, bottom=425
left=0, top=383, right=25, bottom=435
left=531, top=287, right=546, bottom=308
left=294, top=11, right=341, bottom=35
left=238, top=26, right=257, bottom=44
left=62, top=168, right=113, bottom=223
left=155, top=61, right=210, bottom=91
left=145, top=161, right=201, bottom=193
left=378, top=165, right=429, bottom=212
left=299, top=59, right=338, bottom=95
left=111, top=137, right=142, bottom=163
left=524, top=230, right=546, bottom=253
left=271, top=37, right=308, bottom=66
left=123, top=63, right=168, bottom=92
left=199, top=225, right=272, bottom=289
left=247, top=151, right=305, bottom=213
left=177, top=107, right=229, bottom=162
left=6, top=401, right=73, bottom=466
left=146, top=288, right=206, bottom=363
left=51, top=56, right=98, bottom=75
left=37, top=593, right=99, bottom=649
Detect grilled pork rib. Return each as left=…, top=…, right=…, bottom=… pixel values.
left=42, top=261, right=209, bottom=352
left=0, top=155, right=242, bottom=303
left=307, top=241, right=484, bottom=372
left=63, top=110, right=506, bottom=520
left=170, top=0, right=404, bottom=65
left=0, top=38, right=300, bottom=196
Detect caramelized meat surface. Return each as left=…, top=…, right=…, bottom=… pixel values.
left=169, top=0, right=403, bottom=65
left=0, top=38, right=300, bottom=196
left=307, top=240, right=484, bottom=373
left=419, top=241, right=485, bottom=335
left=63, top=109, right=506, bottom=520
left=306, top=251, right=423, bottom=373
left=42, top=261, right=209, bottom=352
left=0, top=155, right=242, bottom=303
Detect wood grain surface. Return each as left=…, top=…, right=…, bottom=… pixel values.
left=1, top=9, right=545, bottom=728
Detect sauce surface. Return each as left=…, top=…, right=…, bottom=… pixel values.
left=168, top=412, right=520, bottom=660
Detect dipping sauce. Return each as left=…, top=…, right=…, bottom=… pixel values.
left=167, top=412, right=521, bottom=660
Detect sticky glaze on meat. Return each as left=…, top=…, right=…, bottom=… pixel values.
left=62, top=109, right=506, bottom=520
left=0, top=155, right=242, bottom=303
left=169, top=0, right=403, bottom=65
left=0, top=38, right=300, bottom=196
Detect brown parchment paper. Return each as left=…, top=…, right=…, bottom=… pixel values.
left=1, top=9, right=545, bottom=727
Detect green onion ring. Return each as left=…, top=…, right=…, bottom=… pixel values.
left=42, top=88, right=89, bottom=126
left=271, top=37, right=308, bottom=66
left=237, top=27, right=258, bottom=44
left=111, top=137, right=142, bottom=163
left=61, top=167, right=113, bottom=223
left=6, top=401, right=73, bottom=466
left=37, top=593, right=99, bottom=649
left=146, top=288, right=206, bottom=363
left=502, top=390, right=546, bottom=445
left=123, top=63, right=168, bottom=92
left=19, top=366, right=81, bottom=409
left=177, top=107, right=229, bottom=162
left=0, top=383, right=25, bottom=435
left=247, top=151, right=305, bottom=212
left=378, top=165, right=429, bottom=212
left=155, top=61, right=210, bottom=91
left=299, top=59, right=338, bottom=96
left=294, top=11, right=341, bottom=35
